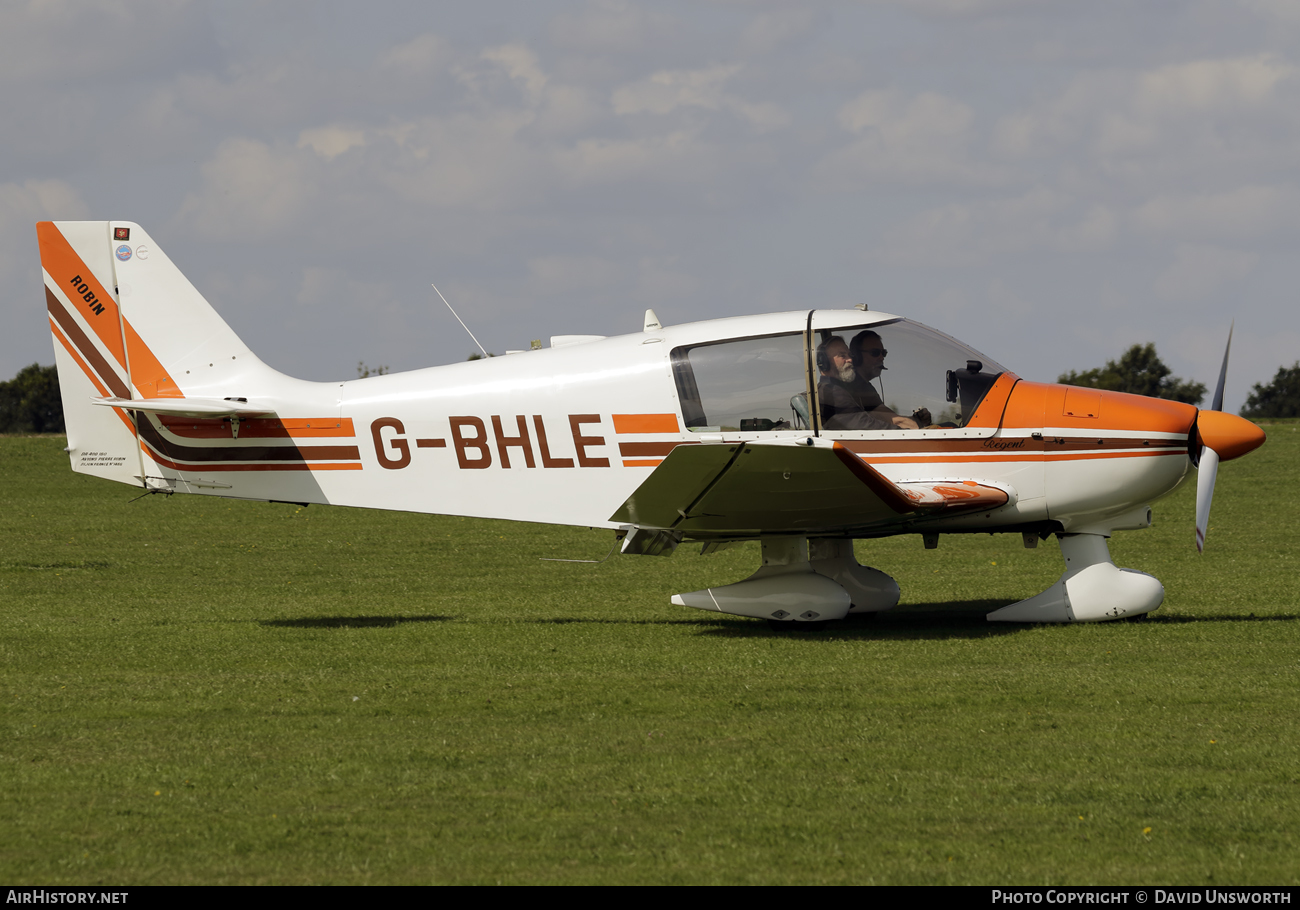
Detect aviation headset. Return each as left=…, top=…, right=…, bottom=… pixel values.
left=815, top=335, right=840, bottom=374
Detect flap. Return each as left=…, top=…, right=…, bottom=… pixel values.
left=610, top=439, right=1010, bottom=536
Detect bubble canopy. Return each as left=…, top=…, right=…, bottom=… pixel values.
left=670, top=315, right=1011, bottom=433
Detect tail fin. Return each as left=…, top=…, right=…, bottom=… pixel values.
left=38, top=221, right=280, bottom=489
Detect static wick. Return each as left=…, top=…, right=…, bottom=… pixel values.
left=431, top=283, right=487, bottom=357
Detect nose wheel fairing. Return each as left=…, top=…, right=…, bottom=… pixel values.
left=986, top=533, right=1164, bottom=623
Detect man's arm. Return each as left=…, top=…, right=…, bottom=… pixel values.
left=820, top=381, right=897, bottom=430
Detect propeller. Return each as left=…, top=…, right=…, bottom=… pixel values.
left=1193, top=323, right=1265, bottom=553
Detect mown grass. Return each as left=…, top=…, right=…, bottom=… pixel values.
left=1, top=424, right=1298, bottom=885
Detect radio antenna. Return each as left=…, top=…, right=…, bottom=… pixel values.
left=431, top=283, right=488, bottom=357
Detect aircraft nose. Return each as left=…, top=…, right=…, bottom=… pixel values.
left=1195, top=410, right=1266, bottom=462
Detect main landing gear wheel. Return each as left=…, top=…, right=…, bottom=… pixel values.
left=674, top=537, right=901, bottom=627
left=767, top=616, right=834, bottom=631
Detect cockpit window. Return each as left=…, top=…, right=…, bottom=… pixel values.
left=811, top=318, right=1009, bottom=430
left=671, top=333, right=806, bottom=431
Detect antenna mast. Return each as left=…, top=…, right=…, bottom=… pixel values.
left=431, top=283, right=488, bottom=358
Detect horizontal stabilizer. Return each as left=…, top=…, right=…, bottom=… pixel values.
left=93, top=397, right=276, bottom=418
left=610, top=438, right=1009, bottom=535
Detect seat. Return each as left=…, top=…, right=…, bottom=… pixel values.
left=790, top=392, right=811, bottom=430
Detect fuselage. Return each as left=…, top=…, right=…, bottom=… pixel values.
left=39, top=220, right=1265, bottom=625
left=137, top=309, right=1198, bottom=539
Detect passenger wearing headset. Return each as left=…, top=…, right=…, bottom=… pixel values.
left=817, top=333, right=919, bottom=430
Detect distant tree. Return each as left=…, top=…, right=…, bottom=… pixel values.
left=0, top=363, right=64, bottom=433
left=1059, top=343, right=1206, bottom=405
left=1240, top=362, right=1300, bottom=419
left=466, top=352, right=496, bottom=361
left=356, top=361, right=390, bottom=378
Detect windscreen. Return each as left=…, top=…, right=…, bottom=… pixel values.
left=811, top=318, right=1009, bottom=429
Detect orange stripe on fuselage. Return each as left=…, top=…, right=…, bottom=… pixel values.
left=613, top=413, right=679, bottom=434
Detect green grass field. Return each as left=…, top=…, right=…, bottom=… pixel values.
left=2, top=425, right=1298, bottom=885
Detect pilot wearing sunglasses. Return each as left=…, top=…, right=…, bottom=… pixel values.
left=816, top=331, right=919, bottom=430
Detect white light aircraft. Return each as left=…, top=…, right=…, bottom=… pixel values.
left=37, top=221, right=1266, bottom=625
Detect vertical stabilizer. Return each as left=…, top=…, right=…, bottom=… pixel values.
left=39, top=221, right=141, bottom=486
left=108, top=221, right=269, bottom=397
left=38, top=221, right=287, bottom=490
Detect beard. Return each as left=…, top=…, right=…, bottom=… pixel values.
left=837, top=364, right=857, bottom=383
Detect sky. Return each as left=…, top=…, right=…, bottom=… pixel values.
left=5, top=0, right=1299, bottom=414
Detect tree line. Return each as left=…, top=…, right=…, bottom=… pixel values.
left=1057, top=344, right=1299, bottom=419
left=2, top=348, right=1298, bottom=433
left=0, top=364, right=63, bottom=433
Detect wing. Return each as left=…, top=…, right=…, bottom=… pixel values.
left=610, top=438, right=1009, bottom=536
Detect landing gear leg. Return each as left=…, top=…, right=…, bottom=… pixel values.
left=808, top=538, right=900, bottom=616
left=986, top=533, right=1164, bottom=623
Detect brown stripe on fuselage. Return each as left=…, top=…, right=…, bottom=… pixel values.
left=138, top=417, right=359, bottom=463
left=837, top=435, right=1188, bottom=459
left=46, top=287, right=131, bottom=400
left=618, top=440, right=692, bottom=457
left=143, top=446, right=363, bottom=473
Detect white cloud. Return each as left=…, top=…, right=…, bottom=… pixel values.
left=482, top=44, right=549, bottom=105
left=380, top=33, right=449, bottom=77
left=0, top=0, right=212, bottom=83
left=298, top=127, right=366, bottom=161
left=993, top=55, right=1300, bottom=164
left=817, top=89, right=988, bottom=187
left=554, top=131, right=718, bottom=187
left=372, top=111, right=545, bottom=211
left=871, top=188, right=1118, bottom=265
left=612, top=64, right=788, bottom=130
left=738, top=9, right=819, bottom=55
left=548, top=0, right=679, bottom=53
left=1134, top=55, right=1294, bottom=114
left=1131, top=184, right=1300, bottom=240
left=0, top=178, right=90, bottom=224
left=0, top=179, right=93, bottom=373
left=891, top=0, right=1046, bottom=14
left=177, top=139, right=311, bottom=237
left=1154, top=244, right=1259, bottom=301
left=0, top=178, right=91, bottom=278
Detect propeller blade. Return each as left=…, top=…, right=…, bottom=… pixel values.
left=1194, top=445, right=1219, bottom=554
left=1196, top=324, right=1232, bottom=554
left=1210, top=322, right=1232, bottom=413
